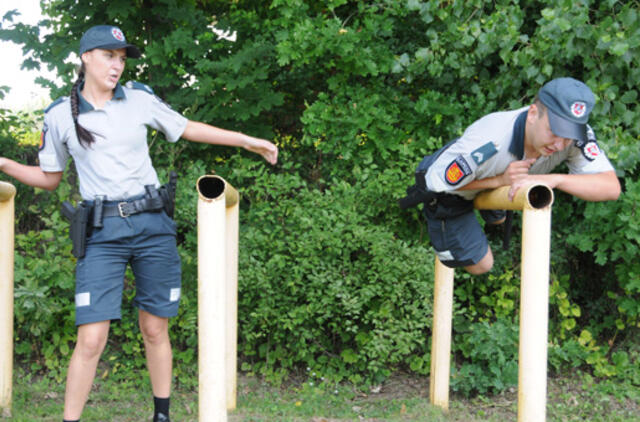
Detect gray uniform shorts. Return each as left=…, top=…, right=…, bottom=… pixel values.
left=74, top=209, right=181, bottom=326
left=424, top=209, right=494, bottom=268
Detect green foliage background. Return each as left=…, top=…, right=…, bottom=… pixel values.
left=1, top=0, right=640, bottom=395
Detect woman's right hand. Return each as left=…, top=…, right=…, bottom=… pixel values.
left=243, top=136, right=278, bottom=165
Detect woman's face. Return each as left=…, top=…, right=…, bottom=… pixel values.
left=81, top=48, right=127, bottom=92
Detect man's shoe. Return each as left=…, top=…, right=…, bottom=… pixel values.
left=154, top=413, right=170, bottom=422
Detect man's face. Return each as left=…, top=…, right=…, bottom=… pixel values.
left=527, top=104, right=573, bottom=157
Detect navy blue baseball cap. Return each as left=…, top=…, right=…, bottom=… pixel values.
left=79, top=25, right=141, bottom=58
left=537, top=77, right=595, bottom=143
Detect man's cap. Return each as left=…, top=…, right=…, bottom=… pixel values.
left=79, top=25, right=141, bottom=58
left=537, top=77, right=595, bottom=143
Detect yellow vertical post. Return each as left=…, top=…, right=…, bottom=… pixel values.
left=517, top=205, right=551, bottom=422
left=196, top=175, right=239, bottom=422
left=0, top=181, right=16, bottom=417
left=429, top=257, right=455, bottom=410
left=224, top=189, right=239, bottom=411
left=474, top=184, right=554, bottom=422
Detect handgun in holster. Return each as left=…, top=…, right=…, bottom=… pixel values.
left=61, top=201, right=91, bottom=259
left=159, top=171, right=178, bottom=218
left=398, top=166, right=436, bottom=210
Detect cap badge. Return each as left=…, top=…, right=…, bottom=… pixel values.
left=111, top=27, right=125, bottom=42
left=571, top=101, right=586, bottom=118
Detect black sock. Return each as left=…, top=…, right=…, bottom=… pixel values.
left=63, top=419, right=80, bottom=422
left=154, top=396, right=170, bottom=416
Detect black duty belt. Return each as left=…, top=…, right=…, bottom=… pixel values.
left=101, top=196, right=165, bottom=218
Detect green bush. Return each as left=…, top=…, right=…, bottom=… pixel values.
left=451, top=318, right=519, bottom=396
left=227, top=156, right=435, bottom=384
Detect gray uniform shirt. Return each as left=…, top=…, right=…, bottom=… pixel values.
left=425, top=106, right=615, bottom=200
left=39, top=82, right=188, bottom=200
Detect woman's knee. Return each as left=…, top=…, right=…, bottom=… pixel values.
left=139, top=312, right=169, bottom=344
left=76, top=322, right=109, bottom=358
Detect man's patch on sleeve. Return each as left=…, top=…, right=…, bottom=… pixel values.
left=581, top=141, right=601, bottom=161
left=470, top=142, right=498, bottom=165
left=444, top=155, right=472, bottom=185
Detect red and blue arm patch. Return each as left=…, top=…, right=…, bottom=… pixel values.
left=444, top=155, right=472, bottom=185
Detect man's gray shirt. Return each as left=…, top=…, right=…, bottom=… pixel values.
left=424, top=106, right=614, bottom=200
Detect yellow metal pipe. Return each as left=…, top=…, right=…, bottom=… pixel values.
left=196, top=175, right=239, bottom=422
left=517, top=205, right=551, bottom=422
left=429, top=183, right=554, bottom=419
left=0, top=181, right=16, bottom=417
left=474, top=182, right=554, bottom=422
left=474, top=183, right=554, bottom=211
left=429, top=257, right=454, bottom=411
left=224, top=191, right=239, bottom=411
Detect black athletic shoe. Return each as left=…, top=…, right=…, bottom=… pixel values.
left=154, top=413, right=170, bottom=422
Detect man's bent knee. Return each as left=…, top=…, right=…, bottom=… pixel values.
left=464, top=248, right=494, bottom=275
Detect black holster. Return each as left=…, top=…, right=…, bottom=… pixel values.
left=423, top=192, right=474, bottom=220
left=159, top=171, right=178, bottom=218
left=61, top=201, right=91, bottom=259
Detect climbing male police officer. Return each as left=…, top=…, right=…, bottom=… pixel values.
left=400, top=77, right=620, bottom=275
left=0, top=25, right=277, bottom=422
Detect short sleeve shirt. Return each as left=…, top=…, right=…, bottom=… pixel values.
left=424, top=106, right=615, bottom=200
left=38, top=82, right=188, bottom=200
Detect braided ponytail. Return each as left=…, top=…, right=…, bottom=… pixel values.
left=70, top=65, right=95, bottom=148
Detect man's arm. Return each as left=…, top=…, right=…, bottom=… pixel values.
left=458, top=158, right=620, bottom=201
left=0, top=157, right=63, bottom=190
left=510, top=171, right=620, bottom=201
left=458, top=158, right=537, bottom=192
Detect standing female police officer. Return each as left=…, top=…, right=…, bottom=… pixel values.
left=0, top=25, right=277, bottom=422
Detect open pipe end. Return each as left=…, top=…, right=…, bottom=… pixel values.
left=197, top=175, right=226, bottom=200
left=526, top=184, right=554, bottom=209
left=196, top=174, right=239, bottom=207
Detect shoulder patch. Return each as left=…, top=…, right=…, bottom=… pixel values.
left=444, top=155, right=472, bottom=185
left=470, top=142, right=498, bottom=165
left=39, top=122, right=48, bottom=151
left=126, top=80, right=155, bottom=95
left=578, top=125, right=599, bottom=161
left=581, top=141, right=601, bottom=161
left=43, top=97, right=68, bottom=114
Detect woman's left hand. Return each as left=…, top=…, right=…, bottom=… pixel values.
left=244, top=136, right=278, bottom=165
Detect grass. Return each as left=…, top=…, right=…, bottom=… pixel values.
left=3, top=368, right=640, bottom=421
